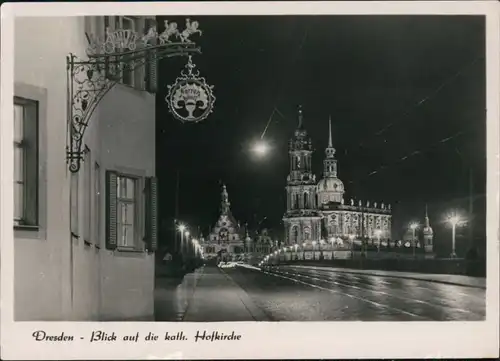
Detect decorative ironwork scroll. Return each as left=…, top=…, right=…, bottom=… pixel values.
left=165, top=55, right=216, bottom=123
left=67, top=18, right=205, bottom=173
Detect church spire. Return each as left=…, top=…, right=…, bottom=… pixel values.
left=297, top=105, right=304, bottom=129
left=324, top=116, right=336, bottom=160
left=323, top=116, right=338, bottom=177
left=221, top=184, right=231, bottom=215
left=425, top=203, right=430, bottom=228
left=328, top=115, right=333, bottom=148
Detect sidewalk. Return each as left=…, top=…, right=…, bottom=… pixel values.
left=287, top=265, right=487, bottom=289
left=182, top=266, right=269, bottom=322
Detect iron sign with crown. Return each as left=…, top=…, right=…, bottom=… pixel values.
left=66, top=17, right=214, bottom=173
left=166, top=55, right=216, bottom=123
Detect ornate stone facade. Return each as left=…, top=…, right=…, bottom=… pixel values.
left=320, top=202, right=392, bottom=241
left=283, top=107, right=392, bottom=247
left=204, top=184, right=245, bottom=261
left=283, top=106, right=323, bottom=245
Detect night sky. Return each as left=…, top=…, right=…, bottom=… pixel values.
left=155, top=15, right=486, bottom=256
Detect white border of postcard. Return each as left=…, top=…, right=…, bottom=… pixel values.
left=1, top=1, right=499, bottom=359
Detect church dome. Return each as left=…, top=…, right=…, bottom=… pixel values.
left=317, top=177, right=345, bottom=205
left=317, top=177, right=344, bottom=193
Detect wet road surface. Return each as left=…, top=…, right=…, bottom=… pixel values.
left=225, top=265, right=486, bottom=321
left=154, top=265, right=485, bottom=321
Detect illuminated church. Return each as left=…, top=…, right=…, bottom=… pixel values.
left=283, top=106, right=393, bottom=246
left=204, top=184, right=245, bottom=262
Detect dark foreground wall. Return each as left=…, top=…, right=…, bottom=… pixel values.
left=278, top=258, right=486, bottom=277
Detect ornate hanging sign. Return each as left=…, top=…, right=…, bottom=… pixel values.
left=166, top=55, right=216, bottom=123
left=86, top=18, right=203, bottom=57
left=66, top=18, right=204, bottom=173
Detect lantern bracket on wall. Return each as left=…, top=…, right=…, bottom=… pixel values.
left=66, top=19, right=203, bottom=173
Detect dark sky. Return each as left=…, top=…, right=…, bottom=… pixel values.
left=155, top=15, right=486, bottom=253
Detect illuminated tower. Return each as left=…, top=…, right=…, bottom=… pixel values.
left=317, top=116, right=345, bottom=206
left=422, top=204, right=434, bottom=253
left=283, top=106, right=322, bottom=245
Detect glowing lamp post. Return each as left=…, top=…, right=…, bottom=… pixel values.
left=348, top=234, right=355, bottom=258
left=409, top=222, right=419, bottom=257
left=375, top=229, right=382, bottom=252
left=185, top=230, right=191, bottom=255
left=178, top=224, right=187, bottom=255
left=448, top=214, right=462, bottom=258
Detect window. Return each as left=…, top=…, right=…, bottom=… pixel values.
left=94, top=162, right=101, bottom=245
left=105, top=16, right=142, bottom=88
left=13, top=98, right=38, bottom=227
left=291, top=226, right=299, bottom=243
left=116, top=175, right=137, bottom=248
left=105, top=171, right=157, bottom=252
left=103, top=16, right=115, bottom=79
left=97, top=16, right=141, bottom=88
left=88, top=16, right=154, bottom=92
left=120, top=16, right=136, bottom=87
left=144, top=18, right=158, bottom=93
left=304, top=227, right=311, bottom=240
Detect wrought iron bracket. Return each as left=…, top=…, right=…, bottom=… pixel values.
left=66, top=42, right=201, bottom=173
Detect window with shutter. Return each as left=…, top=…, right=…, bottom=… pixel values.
left=120, top=16, right=138, bottom=87
left=105, top=171, right=118, bottom=250
left=102, top=16, right=116, bottom=80
left=144, top=18, right=158, bottom=94
left=145, top=177, right=158, bottom=252
left=14, top=97, right=39, bottom=227
left=116, top=175, right=138, bottom=249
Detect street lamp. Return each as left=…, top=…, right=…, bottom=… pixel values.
left=312, top=240, right=317, bottom=260
left=375, top=229, right=382, bottom=252
left=447, top=214, right=462, bottom=258
left=177, top=224, right=187, bottom=255
left=251, top=140, right=270, bottom=158
left=348, top=234, right=355, bottom=257
left=409, top=222, right=419, bottom=258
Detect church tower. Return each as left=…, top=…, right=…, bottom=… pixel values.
left=422, top=204, right=434, bottom=254
left=283, top=106, right=322, bottom=245
left=205, top=184, right=244, bottom=262
left=317, top=116, right=345, bottom=206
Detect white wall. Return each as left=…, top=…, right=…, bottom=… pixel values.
left=14, top=16, right=155, bottom=321
left=97, top=83, right=156, bottom=321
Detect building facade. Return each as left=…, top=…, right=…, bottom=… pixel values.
left=283, top=106, right=323, bottom=245
left=13, top=16, right=157, bottom=321
left=283, top=108, right=392, bottom=248
left=204, top=185, right=245, bottom=262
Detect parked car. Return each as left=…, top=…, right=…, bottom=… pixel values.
left=218, top=262, right=237, bottom=269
